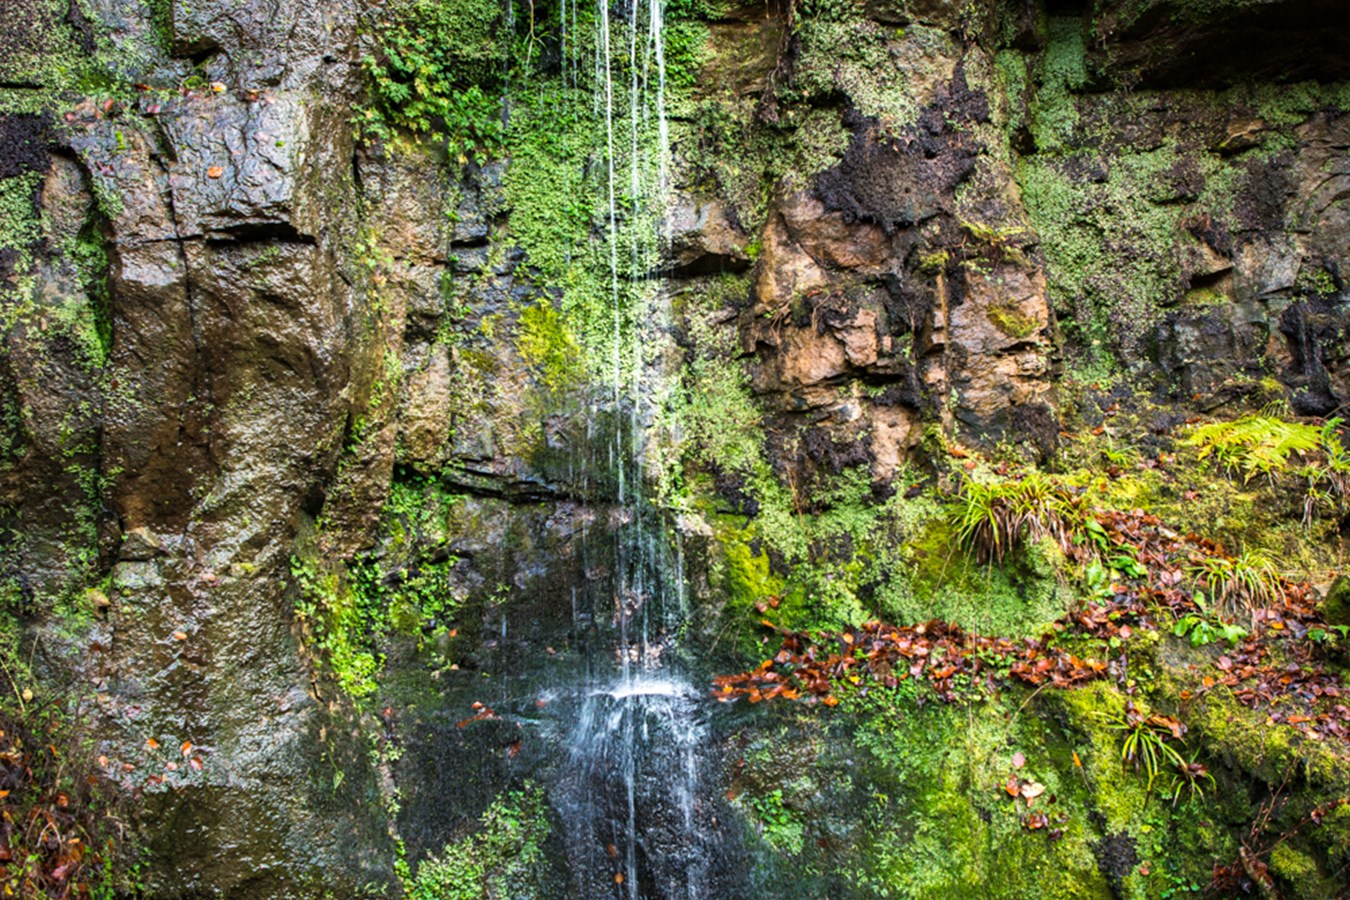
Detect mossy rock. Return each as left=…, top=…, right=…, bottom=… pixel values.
left=1317, top=575, right=1350, bottom=627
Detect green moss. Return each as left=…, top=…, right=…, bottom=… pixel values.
left=1029, top=17, right=1087, bottom=154
left=295, top=476, right=466, bottom=703
left=995, top=50, right=1029, bottom=134
left=822, top=685, right=1113, bottom=898
left=515, top=300, right=581, bottom=393
left=987, top=301, right=1040, bottom=339
left=0, top=0, right=162, bottom=114
left=1188, top=688, right=1344, bottom=786
left=501, top=84, right=658, bottom=386
left=790, top=22, right=952, bottom=133
left=1268, top=843, right=1337, bottom=898
left=1179, top=285, right=1227, bottom=306
left=1052, top=684, right=1153, bottom=833
left=1016, top=137, right=1240, bottom=366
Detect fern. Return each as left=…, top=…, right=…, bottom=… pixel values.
left=1301, top=418, right=1350, bottom=525
left=1182, top=414, right=1321, bottom=483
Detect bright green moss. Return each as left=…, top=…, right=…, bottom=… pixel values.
left=826, top=686, right=1112, bottom=898
left=502, top=84, right=659, bottom=385
left=1029, top=17, right=1087, bottom=154
left=1015, top=137, right=1239, bottom=366
left=295, top=476, right=466, bottom=703
left=987, top=301, right=1040, bottom=339
left=1268, top=843, right=1338, bottom=899
left=515, top=300, right=581, bottom=393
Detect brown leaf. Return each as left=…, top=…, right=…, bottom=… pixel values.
left=206, top=166, right=224, bottom=179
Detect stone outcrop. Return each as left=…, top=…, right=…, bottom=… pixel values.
left=1, top=0, right=1349, bottom=895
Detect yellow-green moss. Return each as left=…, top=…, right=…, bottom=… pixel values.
left=987, top=301, right=1041, bottom=339
left=515, top=301, right=580, bottom=393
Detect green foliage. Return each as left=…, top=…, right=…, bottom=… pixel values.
left=399, top=786, right=549, bottom=900
left=0, top=172, right=42, bottom=287
left=1186, top=550, right=1284, bottom=624
left=1183, top=414, right=1322, bottom=483
left=291, top=553, right=382, bottom=699
left=356, top=0, right=507, bottom=157
left=1172, top=612, right=1248, bottom=648
left=952, top=471, right=1096, bottom=563
left=1300, top=418, right=1350, bottom=526
left=293, top=477, right=464, bottom=701
left=1099, top=703, right=1214, bottom=807
left=745, top=788, right=805, bottom=854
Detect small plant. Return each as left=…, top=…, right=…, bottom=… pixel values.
left=1172, top=589, right=1249, bottom=646
left=1299, top=418, right=1350, bottom=526
left=1185, top=550, right=1284, bottom=624
left=1172, top=612, right=1248, bottom=647
left=1167, top=752, right=1216, bottom=807
left=953, top=472, right=1095, bottom=563
left=958, top=218, right=1030, bottom=267
left=1101, top=702, right=1191, bottom=799
left=1182, top=413, right=1321, bottom=484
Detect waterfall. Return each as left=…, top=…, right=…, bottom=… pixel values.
left=548, top=0, right=710, bottom=895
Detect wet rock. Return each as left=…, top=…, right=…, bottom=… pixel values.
left=400, top=344, right=453, bottom=467
left=159, top=92, right=349, bottom=242
left=1318, top=576, right=1350, bottom=628
left=666, top=195, right=750, bottom=275
left=1087, top=0, right=1350, bottom=89
left=699, top=3, right=788, bottom=99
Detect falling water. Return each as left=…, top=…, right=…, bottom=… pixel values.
left=548, top=0, right=710, bottom=894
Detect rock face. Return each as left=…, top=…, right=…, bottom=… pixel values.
left=1, top=0, right=1349, bottom=895
left=2, top=0, right=395, bottom=894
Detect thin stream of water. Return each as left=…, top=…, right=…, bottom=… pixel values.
left=550, top=0, right=710, bottom=894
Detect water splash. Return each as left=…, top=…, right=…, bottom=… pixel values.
left=544, top=0, right=713, bottom=894
left=557, top=676, right=711, bottom=899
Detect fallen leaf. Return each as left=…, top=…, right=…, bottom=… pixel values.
left=1012, top=751, right=1026, bottom=769
left=181, top=741, right=193, bottom=757
left=172, top=630, right=188, bottom=641
left=206, top=166, right=224, bottom=179
left=1020, top=781, right=1046, bottom=800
